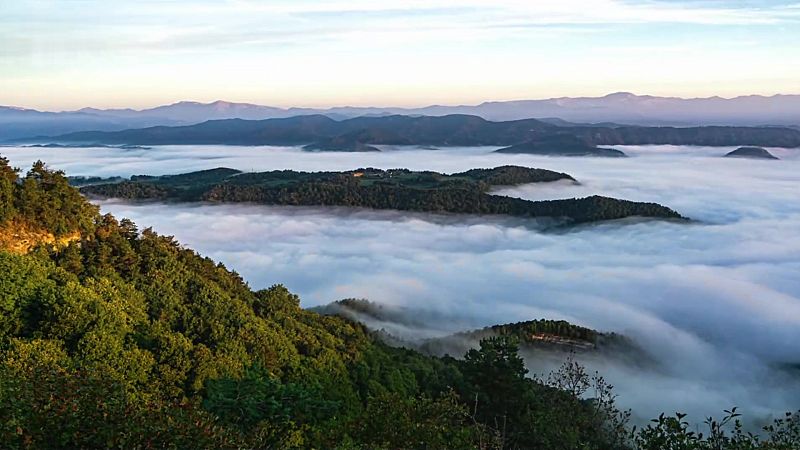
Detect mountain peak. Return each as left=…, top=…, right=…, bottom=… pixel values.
left=604, top=92, right=638, bottom=99
left=170, top=101, right=206, bottom=107
left=0, top=105, right=37, bottom=112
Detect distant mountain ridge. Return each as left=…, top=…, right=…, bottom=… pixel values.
left=0, top=106, right=183, bottom=141
left=3, top=92, right=800, bottom=140
left=39, top=114, right=800, bottom=149
left=457, top=92, right=800, bottom=126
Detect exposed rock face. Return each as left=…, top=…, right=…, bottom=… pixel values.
left=724, top=147, right=779, bottom=159
left=0, top=220, right=80, bottom=254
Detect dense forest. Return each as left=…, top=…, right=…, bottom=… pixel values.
left=42, top=114, right=800, bottom=149
left=79, top=166, right=686, bottom=225
left=0, top=156, right=798, bottom=449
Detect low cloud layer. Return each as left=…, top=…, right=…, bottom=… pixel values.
left=3, top=144, right=800, bottom=423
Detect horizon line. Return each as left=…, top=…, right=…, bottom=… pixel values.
left=4, top=91, right=800, bottom=114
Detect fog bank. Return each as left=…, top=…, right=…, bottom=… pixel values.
left=3, top=144, right=799, bottom=423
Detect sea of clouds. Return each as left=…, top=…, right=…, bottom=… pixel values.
left=2, top=144, right=799, bottom=424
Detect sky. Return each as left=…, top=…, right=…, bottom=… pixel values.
left=2, top=0, right=800, bottom=110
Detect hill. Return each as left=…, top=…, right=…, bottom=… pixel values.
left=724, top=147, right=779, bottom=160
left=419, top=320, right=640, bottom=359
left=78, top=166, right=687, bottom=225
left=494, top=135, right=626, bottom=157
left=313, top=299, right=648, bottom=363
left=28, top=114, right=800, bottom=150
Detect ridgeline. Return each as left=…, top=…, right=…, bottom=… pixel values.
left=38, top=114, right=800, bottom=151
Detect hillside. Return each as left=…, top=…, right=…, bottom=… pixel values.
left=724, top=147, right=779, bottom=160
left=494, top=135, right=626, bottom=157
left=78, top=166, right=686, bottom=225
left=33, top=114, right=800, bottom=150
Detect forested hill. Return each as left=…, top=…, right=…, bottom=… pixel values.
left=312, top=299, right=611, bottom=349
left=79, top=165, right=686, bottom=225
left=313, top=299, right=649, bottom=364
left=38, top=113, right=800, bottom=149
left=1, top=156, right=798, bottom=449
left=0, top=158, right=97, bottom=253
left=421, top=320, right=627, bottom=356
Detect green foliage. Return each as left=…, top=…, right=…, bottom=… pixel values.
left=426, top=319, right=604, bottom=354
left=494, top=319, right=598, bottom=341
left=0, top=360, right=244, bottom=449
left=353, top=390, right=480, bottom=450
left=0, top=156, right=17, bottom=221
left=204, top=365, right=339, bottom=448
left=634, top=409, right=800, bottom=450
left=463, top=336, right=529, bottom=422
left=0, top=159, right=98, bottom=240
left=15, top=161, right=98, bottom=235
left=0, top=253, right=56, bottom=342
left=459, top=337, right=612, bottom=449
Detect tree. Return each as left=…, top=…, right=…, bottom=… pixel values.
left=355, top=390, right=480, bottom=450
left=14, top=161, right=97, bottom=235
left=0, top=156, right=17, bottom=222
left=462, top=336, right=528, bottom=446
left=204, top=365, right=338, bottom=448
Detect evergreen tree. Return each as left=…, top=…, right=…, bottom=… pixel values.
left=0, top=156, right=18, bottom=222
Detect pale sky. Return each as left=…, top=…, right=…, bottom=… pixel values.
left=2, top=0, right=800, bottom=110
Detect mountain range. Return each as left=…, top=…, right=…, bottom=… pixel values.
left=34, top=114, right=800, bottom=150
left=3, top=92, right=800, bottom=141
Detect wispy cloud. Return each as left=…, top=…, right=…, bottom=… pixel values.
left=5, top=0, right=800, bottom=52
left=2, top=0, right=799, bottom=108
